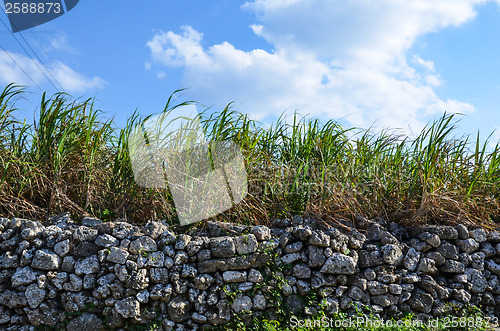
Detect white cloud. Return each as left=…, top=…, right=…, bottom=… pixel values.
left=146, top=0, right=494, bottom=132
left=413, top=55, right=435, bottom=71
left=46, top=32, right=79, bottom=55
left=51, top=62, right=106, bottom=93
left=243, top=0, right=484, bottom=67
left=146, top=26, right=211, bottom=68
left=0, top=50, right=46, bottom=84
left=0, top=50, right=106, bottom=94
left=425, top=74, right=443, bottom=87
left=250, top=24, right=264, bottom=36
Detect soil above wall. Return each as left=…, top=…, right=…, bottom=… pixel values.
left=1, top=213, right=500, bottom=330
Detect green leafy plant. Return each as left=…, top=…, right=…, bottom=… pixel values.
left=0, top=83, right=499, bottom=227
left=97, top=208, right=114, bottom=222
left=137, top=247, right=149, bottom=258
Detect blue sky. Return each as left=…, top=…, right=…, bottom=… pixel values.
left=1, top=0, right=499, bottom=146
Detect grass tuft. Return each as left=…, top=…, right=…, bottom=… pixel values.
left=0, top=84, right=499, bottom=226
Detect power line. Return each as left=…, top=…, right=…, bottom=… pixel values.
left=0, top=13, right=60, bottom=91
left=0, top=43, right=44, bottom=92
left=0, top=8, right=65, bottom=92
left=7, top=14, right=66, bottom=92
left=24, top=26, right=68, bottom=93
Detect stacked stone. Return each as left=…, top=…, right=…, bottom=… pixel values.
left=1, top=213, right=500, bottom=330
left=0, top=215, right=273, bottom=330
left=333, top=219, right=500, bottom=321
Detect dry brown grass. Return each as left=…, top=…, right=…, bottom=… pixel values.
left=0, top=83, right=499, bottom=227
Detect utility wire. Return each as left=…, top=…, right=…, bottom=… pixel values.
left=0, top=8, right=65, bottom=92
left=0, top=14, right=60, bottom=91
left=24, top=26, right=69, bottom=93
left=23, top=29, right=67, bottom=92
left=0, top=43, right=44, bottom=92
left=5, top=12, right=66, bottom=92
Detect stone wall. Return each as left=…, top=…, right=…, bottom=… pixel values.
left=1, top=213, right=500, bottom=330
